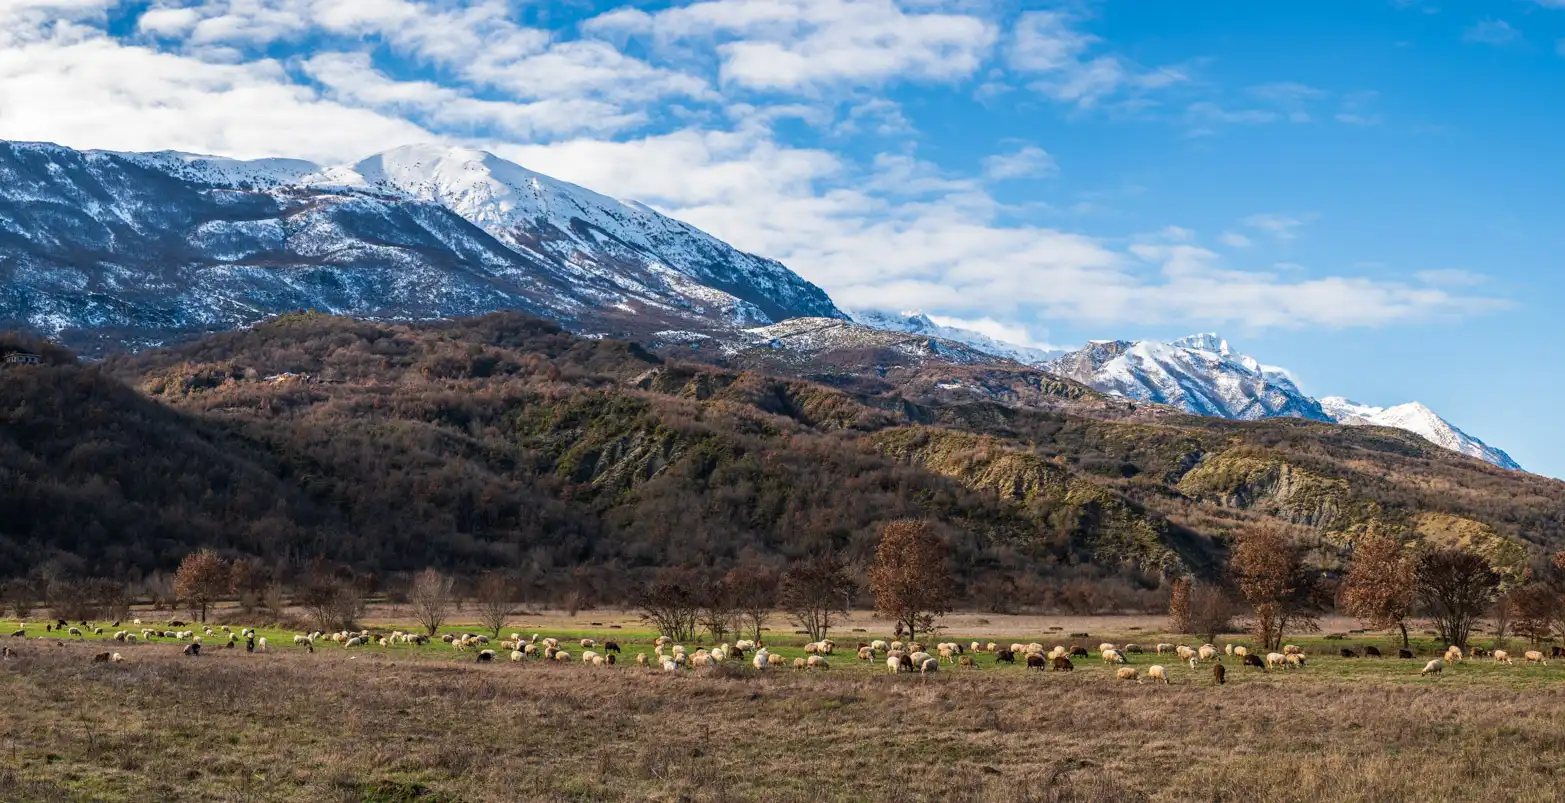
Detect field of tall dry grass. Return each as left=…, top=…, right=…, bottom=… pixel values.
left=5, top=621, right=1565, bottom=803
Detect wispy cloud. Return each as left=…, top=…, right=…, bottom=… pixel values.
left=1220, top=232, right=1253, bottom=248
left=1464, top=19, right=1522, bottom=46
left=1243, top=213, right=1314, bottom=241
left=1005, top=10, right=1188, bottom=109
left=1417, top=269, right=1489, bottom=287
left=981, top=145, right=1057, bottom=180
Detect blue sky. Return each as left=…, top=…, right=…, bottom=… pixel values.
left=2, top=0, right=1563, bottom=474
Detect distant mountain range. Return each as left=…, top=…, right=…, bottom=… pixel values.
left=0, top=139, right=1520, bottom=471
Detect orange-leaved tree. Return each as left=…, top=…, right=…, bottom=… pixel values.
left=868, top=520, right=952, bottom=642
left=173, top=549, right=233, bottom=623
left=1339, top=530, right=1417, bottom=648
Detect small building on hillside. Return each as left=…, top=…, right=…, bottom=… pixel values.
left=3, top=351, right=42, bottom=366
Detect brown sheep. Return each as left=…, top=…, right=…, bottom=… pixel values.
left=1068, top=646, right=1088, bottom=658
left=958, top=655, right=975, bottom=668
left=91, top=652, right=111, bottom=663
left=1050, top=656, right=1074, bottom=672
left=1212, top=663, right=1226, bottom=684
left=1026, top=653, right=1046, bottom=670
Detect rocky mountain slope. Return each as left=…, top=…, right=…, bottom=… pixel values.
left=4, top=313, right=1559, bottom=602
left=849, top=309, right=1063, bottom=365
left=0, top=141, right=841, bottom=352
left=1320, top=397, right=1522, bottom=471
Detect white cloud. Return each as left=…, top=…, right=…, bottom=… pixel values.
left=1243, top=213, right=1312, bottom=241
left=1220, top=232, right=1252, bottom=248
left=586, top=0, right=997, bottom=92
left=1416, top=269, right=1489, bottom=287
left=981, top=145, right=1057, bottom=180
left=927, top=314, right=1062, bottom=352
left=1187, top=102, right=1280, bottom=125
left=1006, top=10, right=1187, bottom=108
left=1464, top=20, right=1522, bottom=46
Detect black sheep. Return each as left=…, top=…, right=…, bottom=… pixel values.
left=1365, top=646, right=1382, bottom=658
left=995, top=649, right=1016, bottom=664
left=1554, top=646, right=1565, bottom=659
left=1050, top=656, right=1074, bottom=672
left=183, top=643, right=200, bottom=657
left=1398, top=648, right=1414, bottom=659
left=1340, top=648, right=1358, bottom=658
left=476, top=651, right=494, bottom=663
left=1026, top=653, right=1046, bottom=670
left=1068, top=646, right=1088, bottom=658
left=1243, top=653, right=1265, bottom=668
left=603, top=641, right=621, bottom=654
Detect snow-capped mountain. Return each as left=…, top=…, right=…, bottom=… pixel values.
left=1047, top=332, right=1520, bottom=470
left=1319, top=397, right=1522, bottom=471
left=849, top=309, right=1063, bottom=365
left=0, top=140, right=842, bottom=351
left=1047, top=333, right=1327, bottom=421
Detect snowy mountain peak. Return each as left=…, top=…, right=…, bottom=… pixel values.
left=0, top=138, right=843, bottom=351
left=1317, top=397, right=1520, bottom=470
left=1171, top=332, right=1232, bottom=356
left=849, top=308, right=1062, bottom=365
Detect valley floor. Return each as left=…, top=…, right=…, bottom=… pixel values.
left=4, top=616, right=1565, bottom=802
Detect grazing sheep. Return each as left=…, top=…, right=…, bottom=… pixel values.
left=1266, top=652, right=1287, bottom=669
left=1213, top=663, right=1226, bottom=684
left=604, top=641, right=621, bottom=654
left=1101, top=649, right=1126, bottom=664
left=1123, top=644, right=1144, bottom=655
left=635, top=653, right=648, bottom=666
left=995, top=649, right=1016, bottom=664
left=67, top=627, right=82, bottom=637
left=1283, top=645, right=1303, bottom=655
left=1493, top=650, right=1513, bottom=664
left=1398, top=648, right=1414, bottom=659
left=919, top=657, right=939, bottom=674
left=958, top=655, right=975, bottom=668
left=581, top=651, right=599, bottom=664
left=939, top=647, right=955, bottom=663
left=510, top=650, right=524, bottom=662
left=344, top=636, right=365, bottom=648
left=554, top=650, right=572, bottom=662
left=183, top=643, right=200, bottom=657
left=1115, top=667, right=1139, bottom=682
left=886, top=655, right=904, bottom=674
left=1233, top=646, right=1249, bottom=658
left=1146, top=665, right=1169, bottom=684
left=1026, top=653, right=1046, bottom=670
left=1176, top=645, right=1197, bottom=662
left=125, top=635, right=137, bottom=644
left=1242, top=654, right=1265, bottom=669
left=752, top=649, right=771, bottom=670
left=908, top=651, right=933, bottom=667
left=1470, top=647, right=1489, bottom=659
left=890, top=641, right=905, bottom=652
left=1340, top=648, right=1358, bottom=658
left=111, top=653, right=123, bottom=663
left=793, top=657, right=808, bottom=670
left=256, top=637, right=267, bottom=652
left=1444, top=646, right=1463, bottom=663
left=590, top=655, right=606, bottom=666
left=1097, top=643, right=1116, bottom=655
left=476, top=650, right=495, bottom=663
left=807, top=655, right=829, bottom=669
left=92, top=652, right=111, bottom=663
left=1364, top=646, right=1382, bottom=658
left=1197, top=645, right=1218, bottom=662
left=870, top=640, right=889, bottom=652
left=1051, top=656, right=1074, bottom=672
left=661, top=659, right=678, bottom=672
left=970, top=641, right=982, bottom=654
left=580, top=639, right=595, bottom=649
left=293, top=635, right=311, bottom=646
left=9, top=628, right=22, bottom=638
left=1285, top=653, right=1306, bottom=668
left=1420, top=659, right=1444, bottom=676
left=1069, top=646, right=1088, bottom=658
left=1155, top=643, right=1174, bottom=655
left=1525, top=650, right=1547, bottom=665
left=857, top=646, right=875, bottom=661
left=1225, top=644, right=1234, bottom=656
left=768, top=652, right=785, bottom=667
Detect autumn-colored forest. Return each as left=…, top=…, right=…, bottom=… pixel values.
left=3, top=312, right=1564, bottom=612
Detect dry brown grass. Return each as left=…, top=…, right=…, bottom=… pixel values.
left=5, top=640, right=1565, bottom=803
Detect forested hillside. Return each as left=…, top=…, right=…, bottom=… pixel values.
left=3, top=312, right=1562, bottom=610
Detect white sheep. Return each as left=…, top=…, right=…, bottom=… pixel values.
left=554, top=650, right=571, bottom=662
left=256, top=637, right=267, bottom=652
left=767, top=653, right=785, bottom=667
left=580, top=638, right=595, bottom=649
left=909, top=651, right=933, bottom=666
left=807, top=655, right=828, bottom=669
left=1444, top=646, right=1464, bottom=663
left=1285, top=653, right=1306, bottom=668
left=661, top=658, right=678, bottom=672
left=1233, top=646, right=1249, bottom=658
left=68, top=627, right=82, bottom=637
left=1266, top=652, right=1286, bottom=669
left=1155, top=643, right=1174, bottom=655
left=581, top=650, right=599, bottom=664
left=919, top=657, right=939, bottom=674
left=1224, top=643, right=1234, bottom=656
left=870, top=640, right=889, bottom=652
left=1493, top=650, right=1513, bottom=665
left=1283, top=644, right=1303, bottom=655
left=344, top=636, right=365, bottom=648
left=591, top=655, right=606, bottom=666
left=1420, top=658, right=1444, bottom=676
left=1197, top=645, right=1218, bottom=662
left=1525, top=650, right=1547, bottom=665
left=1146, top=665, right=1168, bottom=684
left=1176, top=645, right=1197, bottom=662
left=1102, top=649, right=1125, bottom=664
left=510, top=650, right=524, bottom=662
left=1097, top=642, right=1116, bottom=655
left=1116, top=667, right=1139, bottom=682
left=886, top=655, right=904, bottom=674
left=293, top=635, right=311, bottom=646
left=752, top=649, right=771, bottom=669
left=111, top=653, right=124, bottom=663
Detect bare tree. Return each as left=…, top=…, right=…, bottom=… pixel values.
left=472, top=572, right=513, bottom=638
left=726, top=564, right=778, bottom=643
left=1339, top=530, right=1417, bottom=648
left=780, top=553, right=855, bottom=642
left=1167, top=576, right=1192, bottom=634
left=637, top=571, right=700, bottom=642
left=1415, top=548, right=1499, bottom=649
left=3, top=579, right=36, bottom=620
left=1188, top=583, right=1238, bottom=643
left=868, top=520, right=952, bottom=642
left=174, top=549, right=233, bottom=623
left=409, top=569, right=456, bottom=637
left=697, top=578, right=739, bottom=643
left=1230, top=526, right=1319, bottom=651
left=298, top=574, right=364, bottom=632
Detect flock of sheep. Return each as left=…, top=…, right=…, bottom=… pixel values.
left=8, top=618, right=1561, bottom=685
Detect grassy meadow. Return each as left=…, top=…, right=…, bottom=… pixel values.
left=4, top=610, right=1565, bottom=802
